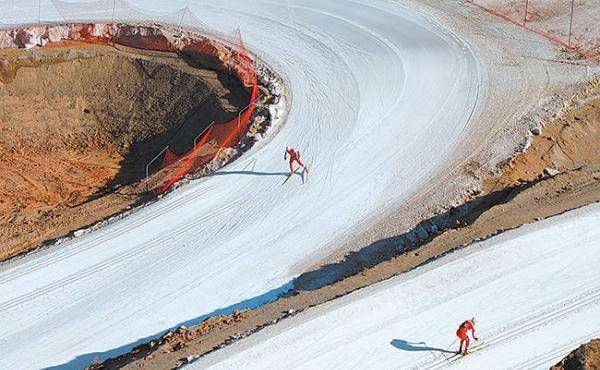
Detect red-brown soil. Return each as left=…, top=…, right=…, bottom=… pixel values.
left=0, top=42, right=249, bottom=260
left=552, top=339, right=600, bottom=370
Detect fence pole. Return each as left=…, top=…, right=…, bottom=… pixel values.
left=194, top=121, right=214, bottom=148
left=111, top=0, right=116, bottom=44
left=568, top=0, right=575, bottom=48
left=145, top=145, right=169, bottom=191
left=523, top=0, right=529, bottom=27
left=237, top=94, right=260, bottom=130
left=178, top=6, right=187, bottom=34
left=38, top=0, right=41, bottom=24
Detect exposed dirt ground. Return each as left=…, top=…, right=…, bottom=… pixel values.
left=489, top=80, right=600, bottom=191
left=0, top=43, right=250, bottom=261
left=91, top=77, right=600, bottom=369
left=552, top=339, right=600, bottom=370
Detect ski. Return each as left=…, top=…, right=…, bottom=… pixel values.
left=301, top=166, right=309, bottom=184
left=282, top=169, right=298, bottom=185
left=447, top=343, right=489, bottom=364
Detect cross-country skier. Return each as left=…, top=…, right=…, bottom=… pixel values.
left=456, top=317, right=478, bottom=355
left=284, top=147, right=307, bottom=174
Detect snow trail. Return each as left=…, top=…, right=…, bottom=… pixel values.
left=196, top=204, right=600, bottom=370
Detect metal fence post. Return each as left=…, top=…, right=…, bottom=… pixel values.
left=237, top=95, right=254, bottom=129
left=111, top=0, right=116, bottom=44
left=237, top=94, right=260, bottom=131
left=145, top=145, right=169, bottom=191
left=178, top=6, right=187, bottom=34
left=194, top=121, right=214, bottom=148
left=568, top=0, right=575, bottom=48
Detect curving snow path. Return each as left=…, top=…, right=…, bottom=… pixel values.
left=195, top=203, right=600, bottom=370
left=0, top=0, right=545, bottom=369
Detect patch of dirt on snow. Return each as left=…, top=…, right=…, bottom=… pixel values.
left=0, top=42, right=251, bottom=261
left=551, top=339, right=600, bottom=370
left=89, top=77, right=600, bottom=370
left=488, top=78, right=600, bottom=192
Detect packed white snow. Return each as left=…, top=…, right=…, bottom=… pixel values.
left=195, top=203, right=600, bottom=370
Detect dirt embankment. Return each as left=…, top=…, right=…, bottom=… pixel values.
left=488, top=78, right=600, bottom=192
left=551, top=339, right=600, bottom=370
left=91, top=78, right=600, bottom=370
left=0, top=43, right=251, bottom=261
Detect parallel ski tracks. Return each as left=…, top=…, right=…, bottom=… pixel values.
left=513, top=331, right=600, bottom=370
left=0, top=184, right=229, bottom=285
left=0, top=195, right=247, bottom=312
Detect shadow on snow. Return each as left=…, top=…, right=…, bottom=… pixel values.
left=390, top=339, right=455, bottom=354
left=44, top=280, right=294, bottom=370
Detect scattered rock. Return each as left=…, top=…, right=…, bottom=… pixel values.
left=393, top=240, right=404, bottom=253
left=415, top=225, right=429, bottom=240
left=187, top=355, right=200, bottom=363
left=406, top=232, right=419, bottom=246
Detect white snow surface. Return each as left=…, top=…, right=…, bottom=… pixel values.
left=0, top=0, right=557, bottom=368
left=196, top=204, right=600, bottom=370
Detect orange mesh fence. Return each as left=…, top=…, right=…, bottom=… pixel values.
left=0, top=0, right=260, bottom=195
left=157, top=31, right=259, bottom=193
left=467, top=0, right=599, bottom=59
left=60, top=24, right=259, bottom=193
left=0, top=20, right=259, bottom=194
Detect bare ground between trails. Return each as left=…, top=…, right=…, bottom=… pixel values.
left=91, top=79, right=600, bottom=369
left=0, top=42, right=252, bottom=261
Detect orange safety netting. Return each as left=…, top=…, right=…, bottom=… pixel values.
left=158, top=31, right=259, bottom=193
left=1, top=21, right=260, bottom=194
left=466, top=0, right=599, bottom=59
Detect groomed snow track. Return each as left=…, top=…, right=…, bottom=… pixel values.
left=0, top=0, right=589, bottom=369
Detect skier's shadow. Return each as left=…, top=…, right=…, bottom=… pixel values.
left=390, top=339, right=454, bottom=354
left=209, top=170, right=290, bottom=178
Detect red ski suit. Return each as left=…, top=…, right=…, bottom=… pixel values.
left=456, top=320, right=477, bottom=353
left=285, top=148, right=305, bottom=172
